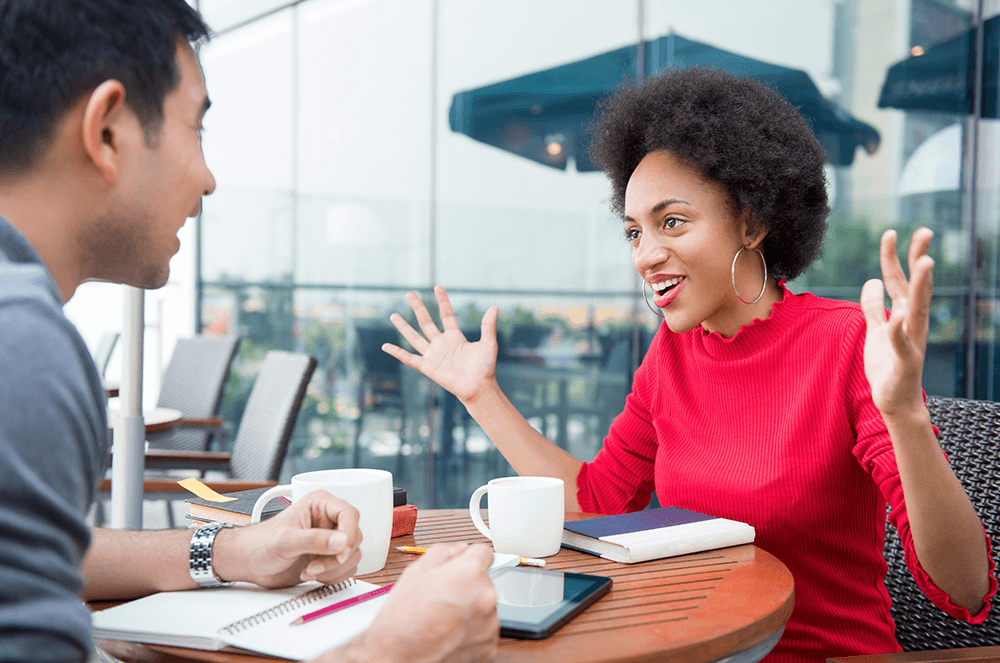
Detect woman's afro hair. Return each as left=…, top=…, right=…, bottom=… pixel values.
left=589, top=66, right=831, bottom=280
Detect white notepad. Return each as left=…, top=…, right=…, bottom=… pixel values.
left=90, top=579, right=386, bottom=661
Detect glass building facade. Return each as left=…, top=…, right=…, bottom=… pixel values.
left=193, top=0, right=1000, bottom=508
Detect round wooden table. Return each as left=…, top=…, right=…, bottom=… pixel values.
left=107, top=400, right=183, bottom=434
left=103, top=509, right=794, bottom=663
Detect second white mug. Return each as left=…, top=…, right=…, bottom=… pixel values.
left=469, top=476, right=565, bottom=557
left=251, top=468, right=393, bottom=575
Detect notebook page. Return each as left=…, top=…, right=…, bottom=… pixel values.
left=216, top=580, right=385, bottom=660
left=90, top=582, right=315, bottom=649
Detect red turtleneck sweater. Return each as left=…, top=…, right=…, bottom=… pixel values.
left=576, top=284, right=996, bottom=662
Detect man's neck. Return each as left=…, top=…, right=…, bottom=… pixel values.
left=0, top=178, right=87, bottom=303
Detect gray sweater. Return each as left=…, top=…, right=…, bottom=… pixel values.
left=0, top=215, right=108, bottom=662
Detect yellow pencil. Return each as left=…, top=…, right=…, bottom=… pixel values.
left=394, top=546, right=546, bottom=568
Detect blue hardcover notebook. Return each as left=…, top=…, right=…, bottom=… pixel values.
left=562, top=507, right=754, bottom=563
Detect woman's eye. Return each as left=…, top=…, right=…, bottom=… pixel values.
left=624, top=227, right=641, bottom=242
left=664, top=217, right=682, bottom=229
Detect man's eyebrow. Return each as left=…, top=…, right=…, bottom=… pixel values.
left=623, top=198, right=690, bottom=222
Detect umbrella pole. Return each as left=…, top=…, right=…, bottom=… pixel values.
left=110, top=286, right=145, bottom=529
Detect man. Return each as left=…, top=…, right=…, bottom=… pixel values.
left=0, top=1, right=498, bottom=661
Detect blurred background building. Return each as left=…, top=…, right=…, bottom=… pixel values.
left=68, top=0, right=1000, bottom=508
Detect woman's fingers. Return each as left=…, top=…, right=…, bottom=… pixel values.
left=389, top=312, right=430, bottom=354
left=879, top=229, right=909, bottom=302
left=907, top=253, right=934, bottom=339
left=907, top=228, right=934, bottom=278
left=381, top=341, right=423, bottom=371
left=408, top=291, right=443, bottom=341
left=435, top=285, right=462, bottom=332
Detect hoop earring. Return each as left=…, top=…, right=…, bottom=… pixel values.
left=642, top=281, right=665, bottom=319
left=731, top=246, right=768, bottom=305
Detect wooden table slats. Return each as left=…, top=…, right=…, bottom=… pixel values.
left=109, top=509, right=793, bottom=663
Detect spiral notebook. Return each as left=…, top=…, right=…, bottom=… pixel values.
left=90, top=579, right=387, bottom=660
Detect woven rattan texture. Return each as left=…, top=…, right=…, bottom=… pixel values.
left=882, top=396, right=1000, bottom=650
left=227, top=351, right=316, bottom=482
left=151, top=335, right=239, bottom=451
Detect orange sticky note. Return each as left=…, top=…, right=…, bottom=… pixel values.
left=176, top=477, right=237, bottom=502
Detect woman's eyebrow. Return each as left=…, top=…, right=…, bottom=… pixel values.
left=623, top=198, right=690, bottom=222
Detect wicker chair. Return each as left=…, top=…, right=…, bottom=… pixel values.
left=98, top=351, right=316, bottom=526
left=881, top=396, right=1000, bottom=651
left=146, top=335, right=240, bottom=452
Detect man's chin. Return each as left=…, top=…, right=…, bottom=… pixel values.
left=110, top=267, right=170, bottom=291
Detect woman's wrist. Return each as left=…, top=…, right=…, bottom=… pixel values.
left=880, top=400, right=933, bottom=432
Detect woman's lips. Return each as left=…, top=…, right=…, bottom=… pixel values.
left=653, top=278, right=684, bottom=308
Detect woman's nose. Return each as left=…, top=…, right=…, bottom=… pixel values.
left=634, top=235, right=668, bottom=272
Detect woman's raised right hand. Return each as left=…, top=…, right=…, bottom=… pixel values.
left=381, top=285, right=499, bottom=404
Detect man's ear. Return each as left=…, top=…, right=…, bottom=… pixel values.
left=81, top=80, right=128, bottom=183
left=739, top=207, right=769, bottom=249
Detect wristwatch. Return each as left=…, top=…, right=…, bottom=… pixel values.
left=189, top=522, right=234, bottom=588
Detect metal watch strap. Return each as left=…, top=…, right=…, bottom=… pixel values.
left=189, top=522, right=233, bottom=588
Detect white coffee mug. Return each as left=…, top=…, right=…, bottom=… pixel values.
left=251, top=468, right=393, bottom=575
left=469, top=476, right=564, bottom=558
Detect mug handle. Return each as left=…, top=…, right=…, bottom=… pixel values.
left=250, top=485, right=292, bottom=524
left=468, top=484, right=492, bottom=541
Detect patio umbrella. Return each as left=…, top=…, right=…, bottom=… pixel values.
left=449, top=33, right=880, bottom=171
left=878, top=16, right=998, bottom=118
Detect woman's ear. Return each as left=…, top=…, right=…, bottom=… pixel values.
left=80, top=80, right=127, bottom=183
left=739, top=207, right=769, bottom=249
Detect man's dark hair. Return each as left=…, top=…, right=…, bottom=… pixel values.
left=590, top=66, right=831, bottom=281
left=0, top=0, right=211, bottom=175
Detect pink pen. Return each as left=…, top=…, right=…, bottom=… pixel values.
left=290, top=583, right=394, bottom=626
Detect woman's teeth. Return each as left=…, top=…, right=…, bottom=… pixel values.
left=655, top=277, right=683, bottom=296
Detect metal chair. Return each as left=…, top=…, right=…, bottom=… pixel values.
left=881, top=396, right=1000, bottom=651
left=98, top=350, right=317, bottom=526
left=146, top=335, right=240, bottom=452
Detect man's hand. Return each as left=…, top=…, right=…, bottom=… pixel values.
left=328, top=543, right=499, bottom=663
left=213, top=491, right=363, bottom=588
left=860, top=227, right=935, bottom=418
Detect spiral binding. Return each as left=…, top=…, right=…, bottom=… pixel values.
left=219, top=578, right=357, bottom=635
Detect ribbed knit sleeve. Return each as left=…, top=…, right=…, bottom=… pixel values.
left=843, top=312, right=997, bottom=623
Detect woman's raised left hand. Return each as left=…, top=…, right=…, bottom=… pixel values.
left=860, top=227, right=935, bottom=418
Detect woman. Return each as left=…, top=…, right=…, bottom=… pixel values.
left=382, top=67, right=995, bottom=661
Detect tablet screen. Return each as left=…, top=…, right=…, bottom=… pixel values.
left=490, top=566, right=612, bottom=639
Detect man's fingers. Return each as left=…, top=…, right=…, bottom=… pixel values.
left=299, top=490, right=362, bottom=534
left=303, top=548, right=362, bottom=584
left=860, top=278, right=888, bottom=328
left=879, top=229, right=908, bottom=301
left=462, top=543, right=496, bottom=572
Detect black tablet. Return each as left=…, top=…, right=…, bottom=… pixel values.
left=489, top=566, right=613, bottom=639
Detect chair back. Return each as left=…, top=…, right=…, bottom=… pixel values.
left=92, top=331, right=119, bottom=377
left=228, top=350, right=317, bottom=481
left=883, top=396, right=1000, bottom=650
left=151, top=335, right=240, bottom=451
